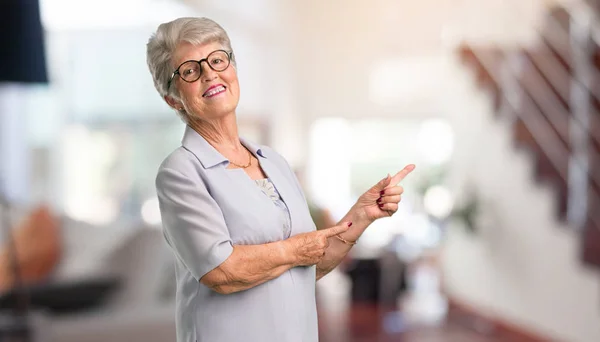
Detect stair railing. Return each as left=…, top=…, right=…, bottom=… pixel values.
left=467, top=47, right=600, bottom=229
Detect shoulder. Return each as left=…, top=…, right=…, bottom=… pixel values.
left=155, top=146, right=203, bottom=186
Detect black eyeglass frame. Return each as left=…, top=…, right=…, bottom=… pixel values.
left=166, top=50, right=233, bottom=90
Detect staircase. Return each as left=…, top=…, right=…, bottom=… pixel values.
left=456, top=1, right=600, bottom=269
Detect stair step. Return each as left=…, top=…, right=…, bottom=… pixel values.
left=582, top=222, right=600, bottom=268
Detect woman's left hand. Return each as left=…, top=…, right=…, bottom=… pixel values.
left=354, top=164, right=416, bottom=223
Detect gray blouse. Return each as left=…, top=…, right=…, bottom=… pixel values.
left=156, top=126, right=318, bottom=342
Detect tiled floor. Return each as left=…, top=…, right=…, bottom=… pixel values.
left=317, top=303, right=509, bottom=342
left=316, top=268, right=511, bottom=342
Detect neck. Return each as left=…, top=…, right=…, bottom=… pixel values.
left=188, top=112, right=243, bottom=151
left=188, top=114, right=241, bottom=149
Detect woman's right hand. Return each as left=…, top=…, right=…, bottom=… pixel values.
left=285, top=222, right=352, bottom=266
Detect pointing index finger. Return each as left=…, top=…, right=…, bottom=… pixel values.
left=390, top=164, right=416, bottom=185
left=322, top=222, right=351, bottom=237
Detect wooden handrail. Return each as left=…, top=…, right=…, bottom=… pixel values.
left=517, top=57, right=570, bottom=143
left=525, top=47, right=570, bottom=104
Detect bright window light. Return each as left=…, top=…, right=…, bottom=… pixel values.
left=62, top=125, right=119, bottom=225
left=417, top=118, right=454, bottom=165
left=141, top=197, right=162, bottom=226
left=308, top=118, right=352, bottom=212
left=423, top=185, right=454, bottom=219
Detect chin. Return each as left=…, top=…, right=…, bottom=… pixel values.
left=206, top=103, right=238, bottom=118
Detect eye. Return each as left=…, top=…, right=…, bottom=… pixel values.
left=210, top=58, right=223, bottom=65
left=183, top=68, right=196, bottom=76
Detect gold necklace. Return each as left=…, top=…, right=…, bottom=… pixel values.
left=229, top=149, right=252, bottom=168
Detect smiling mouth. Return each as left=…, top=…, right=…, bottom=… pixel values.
left=203, top=85, right=226, bottom=98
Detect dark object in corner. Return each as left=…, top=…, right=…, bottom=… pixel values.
left=0, top=0, right=48, bottom=84
left=0, top=277, right=119, bottom=315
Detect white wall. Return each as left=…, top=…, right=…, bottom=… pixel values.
left=440, top=56, right=600, bottom=342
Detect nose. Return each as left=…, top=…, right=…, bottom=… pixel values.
left=200, top=61, right=217, bottom=82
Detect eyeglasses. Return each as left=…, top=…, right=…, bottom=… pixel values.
left=167, top=50, right=232, bottom=90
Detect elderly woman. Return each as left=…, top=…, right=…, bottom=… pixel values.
left=147, top=17, right=414, bottom=342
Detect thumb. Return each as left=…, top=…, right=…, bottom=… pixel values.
left=322, top=221, right=352, bottom=237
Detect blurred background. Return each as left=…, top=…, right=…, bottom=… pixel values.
left=0, top=0, right=599, bottom=341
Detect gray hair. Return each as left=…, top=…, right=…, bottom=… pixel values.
left=146, top=17, right=235, bottom=121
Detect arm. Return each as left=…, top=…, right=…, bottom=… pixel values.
left=201, top=241, right=293, bottom=294
left=203, top=222, right=352, bottom=294
left=316, top=165, right=416, bottom=280
left=316, top=204, right=369, bottom=280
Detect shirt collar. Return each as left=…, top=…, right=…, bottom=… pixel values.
left=181, top=125, right=266, bottom=169
left=240, top=136, right=265, bottom=159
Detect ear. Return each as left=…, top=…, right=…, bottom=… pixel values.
left=164, top=95, right=184, bottom=111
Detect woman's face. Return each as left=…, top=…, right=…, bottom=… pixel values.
left=170, top=41, right=240, bottom=120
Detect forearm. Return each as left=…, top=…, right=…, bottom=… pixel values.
left=202, top=241, right=295, bottom=294
left=316, top=205, right=372, bottom=280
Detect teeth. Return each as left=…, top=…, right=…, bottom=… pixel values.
left=205, top=86, right=225, bottom=97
